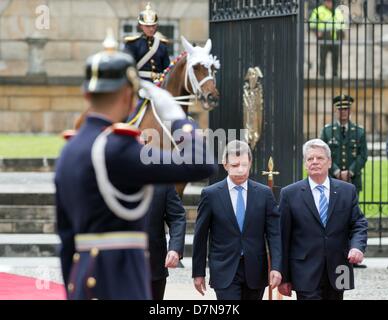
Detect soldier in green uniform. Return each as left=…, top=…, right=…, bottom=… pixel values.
left=320, top=95, right=367, bottom=193
left=320, top=95, right=368, bottom=268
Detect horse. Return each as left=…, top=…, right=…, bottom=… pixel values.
left=127, top=36, right=220, bottom=197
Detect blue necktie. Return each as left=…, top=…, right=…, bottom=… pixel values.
left=234, top=185, right=245, bottom=232
left=316, top=185, right=328, bottom=226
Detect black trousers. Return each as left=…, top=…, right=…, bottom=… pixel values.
left=296, top=267, right=344, bottom=300
left=151, top=278, right=167, bottom=300
left=214, top=258, right=265, bottom=300
left=320, top=44, right=340, bottom=77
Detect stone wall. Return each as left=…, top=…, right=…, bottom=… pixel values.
left=0, top=0, right=209, bottom=133
left=0, top=0, right=209, bottom=77
left=0, top=79, right=85, bottom=133
left=0, top=77, right=208, bottom=133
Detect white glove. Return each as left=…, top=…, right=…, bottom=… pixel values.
left=140, top=80, right=186, bottom=122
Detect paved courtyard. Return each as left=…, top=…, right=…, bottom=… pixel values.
left=0, top=257, right=387, bottom=300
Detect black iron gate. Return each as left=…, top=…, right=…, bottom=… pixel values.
left=304, top=0, right=388, bottom=248
left=209, top=0, right=304, bottom=196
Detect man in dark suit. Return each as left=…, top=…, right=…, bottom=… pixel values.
left=192, top=140, right=282, bottom=300
left=278, top=139, right=368, bottom=300
left=147, top=184, right=186, bottom=300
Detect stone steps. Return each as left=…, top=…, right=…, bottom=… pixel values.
left=0, top=205, right=55, bottom=233
left=0, top=202, right=386, bottom=235
left=0, top=234, right=59, bottom=257
left=0, top=204, right=197, bottom=234
left=0, top=158, right=56, bottom=172
left=0, top=233, right=387, bottom=258
left=0, top=171, right=386, bottom=258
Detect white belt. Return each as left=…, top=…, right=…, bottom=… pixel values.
left=139, top=71, right=159, bottom=79
left=74, top=231, right=148, bottom=252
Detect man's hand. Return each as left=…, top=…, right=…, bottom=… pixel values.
left=165, top=250, right=180, bottom=268
left=193, top=277, right=207, bottom=296
left=269, top=270, right=282, bottom=289
left=278, top=282, right=292, bottom=297
left=340, top=170, right=350, bottom=182
left=348, top=248, right=364, bottom=264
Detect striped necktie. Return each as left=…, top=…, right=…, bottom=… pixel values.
left=316, top=185, right=328, bottom=227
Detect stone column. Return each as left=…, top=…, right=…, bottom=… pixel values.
left=26, top=33, right=48, bottom=76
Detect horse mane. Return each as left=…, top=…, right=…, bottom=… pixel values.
left=159, top=53, right=189, bottom=98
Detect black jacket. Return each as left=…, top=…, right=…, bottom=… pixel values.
left=280, top=178, right=368, bottom=292
left=146, top=185, right=186, bottom=281
left=192, top=178, right=281, bottom=290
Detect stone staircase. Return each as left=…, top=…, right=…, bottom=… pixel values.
left=0, top=160, right=387, bottom=258
left=0, top=170, right=202, bottom=258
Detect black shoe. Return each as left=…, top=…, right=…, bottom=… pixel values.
left=353, top=263, right=367, bottom=268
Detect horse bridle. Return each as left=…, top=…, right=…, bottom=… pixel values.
left=180, top=62, right=216, bottom=108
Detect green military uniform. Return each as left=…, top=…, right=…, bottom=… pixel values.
left=320, top=95, right=368, bottom=193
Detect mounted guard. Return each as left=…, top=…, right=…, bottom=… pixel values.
left=124, top=3, right=170, bottom=81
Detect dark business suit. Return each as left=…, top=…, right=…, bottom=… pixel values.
left=192, top=178, right=281, bottom=300
left=279, top=178, right=368, bottom=300
left=146, top=184, right=186, bottom=300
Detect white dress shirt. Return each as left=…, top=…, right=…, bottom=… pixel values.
left=227, top=176, right=248, bottom=215
left=309, top=176, right=330, bottom=213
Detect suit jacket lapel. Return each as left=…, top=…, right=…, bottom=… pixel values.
left=242, top=180, right=255, bottom=233
left=301, top=178, right=324, bottom=227
left=218, top=178, right=240, bottom=232
left=326, top=178, right=339, bottom=225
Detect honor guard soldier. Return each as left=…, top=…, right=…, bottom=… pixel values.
left=320, top=94, right=368, bottom=195
left=55, top=32, right=217, bottom=300
left=124, top=3, right=170, bottom=81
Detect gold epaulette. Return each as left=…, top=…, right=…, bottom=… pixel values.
left=112, top=123, right=141, bottom=137
left=124, top=35, right=141, bottom=42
